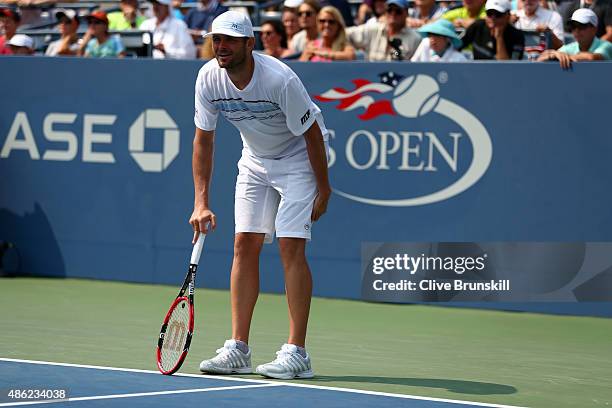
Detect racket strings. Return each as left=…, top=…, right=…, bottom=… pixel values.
left=160, top=299, right=190, bottom=371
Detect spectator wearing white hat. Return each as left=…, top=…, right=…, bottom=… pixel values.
left=0, top=8, right=20, bottom=55
left=559, top=0, right=612, bottom=42
left=411, top=19, right=467, bottom=61
left=538, top=9, right=612, bottom=68
left=8, top=33, right=34, bottom=55
left=513, top=0, right=564, bottom=49
left=461, top=0, right=525, bottom=59
left=45, top=9, right=80, bottom=56
left=140, top=0, right=196, bottom=59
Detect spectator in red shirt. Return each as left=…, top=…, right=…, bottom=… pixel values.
left=0, top=8, right=20, bottom=55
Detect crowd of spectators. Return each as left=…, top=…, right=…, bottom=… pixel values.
left=0, top=0, right=610, bottom=66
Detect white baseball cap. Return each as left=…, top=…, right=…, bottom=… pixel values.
left=203, top=11, right=254, bottom=38
left=283, top=0, right=303, bottom=8
left=485, top=0, right=511, bottom=13
left=152, top=0, right=172, bottom=5
left=570, top=8, right=598, bottom=26
left=8, top=34, right=34, bottom=49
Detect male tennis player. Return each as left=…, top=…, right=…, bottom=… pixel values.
left=191, top=11, right=331, bottom=380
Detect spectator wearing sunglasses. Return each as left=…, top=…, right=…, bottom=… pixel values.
left=411, top=19, right=467, bottom=61
left=260, top=20, right=289, bottom=58
left=0, top=8, right=20, bottom=55
left=346, top=0, right=421, bottom=60
left=512, top=0, right=564, bottom=49
left=320, top=0, right=354, bottom=26
left=538, top=9, right=612, bottom=68
left=46, top=9, right=80, bottom=56
left=441, top=0, right=487, bottom=29
left=289, top=0, right=322, bottom=53
left=460, top=0, right=525, bottom=59
left=78, top=10, right=126, bottom=58
left=300, top=5, right=355, bottom=60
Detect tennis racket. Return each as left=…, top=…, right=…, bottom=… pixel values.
left=156, top=232, right=206, bottom=375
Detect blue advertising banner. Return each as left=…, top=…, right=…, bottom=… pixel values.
left=1, top=57, right=612, bottom=316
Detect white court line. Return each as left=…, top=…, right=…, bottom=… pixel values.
left=0, top=358, right=528, bottom=408
left=0, top=384, right=279, bottom=407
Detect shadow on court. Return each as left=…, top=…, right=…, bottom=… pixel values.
left=312, top=376, right=517, bottom=395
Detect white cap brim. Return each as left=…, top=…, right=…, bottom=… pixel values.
left=571, top=16, right=595, bottom=25
left=203, top=28, right=250, bottom=38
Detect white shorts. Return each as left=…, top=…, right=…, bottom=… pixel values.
left=234, top=148, right=319, bottom=244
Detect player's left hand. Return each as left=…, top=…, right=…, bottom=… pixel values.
left=311, top=187, right=331, bottom=222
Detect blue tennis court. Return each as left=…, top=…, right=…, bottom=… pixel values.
left=0, top=359, right=524, bottom=408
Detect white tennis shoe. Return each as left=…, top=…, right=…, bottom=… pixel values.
left=255, top=344, right=314, bottom=379
left=199, top=339, right=252, bottom=374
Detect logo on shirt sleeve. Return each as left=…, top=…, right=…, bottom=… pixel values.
left=300, top=109, right=311, bottom=126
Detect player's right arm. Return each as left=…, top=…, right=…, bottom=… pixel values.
left=190, top=127, right=216, bottom=243
left=191, top=65, right=220, bottom=242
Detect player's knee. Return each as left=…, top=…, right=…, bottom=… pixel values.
left=278, top=238, right=306, bottom=260
left=234, top=233, right=264, bottom=259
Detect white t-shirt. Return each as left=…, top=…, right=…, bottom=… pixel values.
left=513, top=7, right=564, bottom=42
left=141, top=16, right=196, bottom=59
left=194, top=52, right=327, bottom=159
left=289, top=29, right=308, bottom=53
left=410, top=38, right=467, bottom=62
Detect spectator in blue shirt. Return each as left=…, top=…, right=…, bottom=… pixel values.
left=538, top=9, right=612, bottom=69
left=184, top=0, right=227, bottom=38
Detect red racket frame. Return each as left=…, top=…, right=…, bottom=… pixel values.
left=156, top=264, right=197, bottom=375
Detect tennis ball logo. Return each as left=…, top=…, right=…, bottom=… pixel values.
left=129, top=109, right=180, bottom=173
left=392, top=75, right=440, bottom=118
left=328, top=73, right=493, bottom=207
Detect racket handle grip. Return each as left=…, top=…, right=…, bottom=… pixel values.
left=190, top=232, right=206, bottom=265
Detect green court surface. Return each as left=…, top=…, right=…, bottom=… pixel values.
left=1, top=277, right=610, bottom=408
